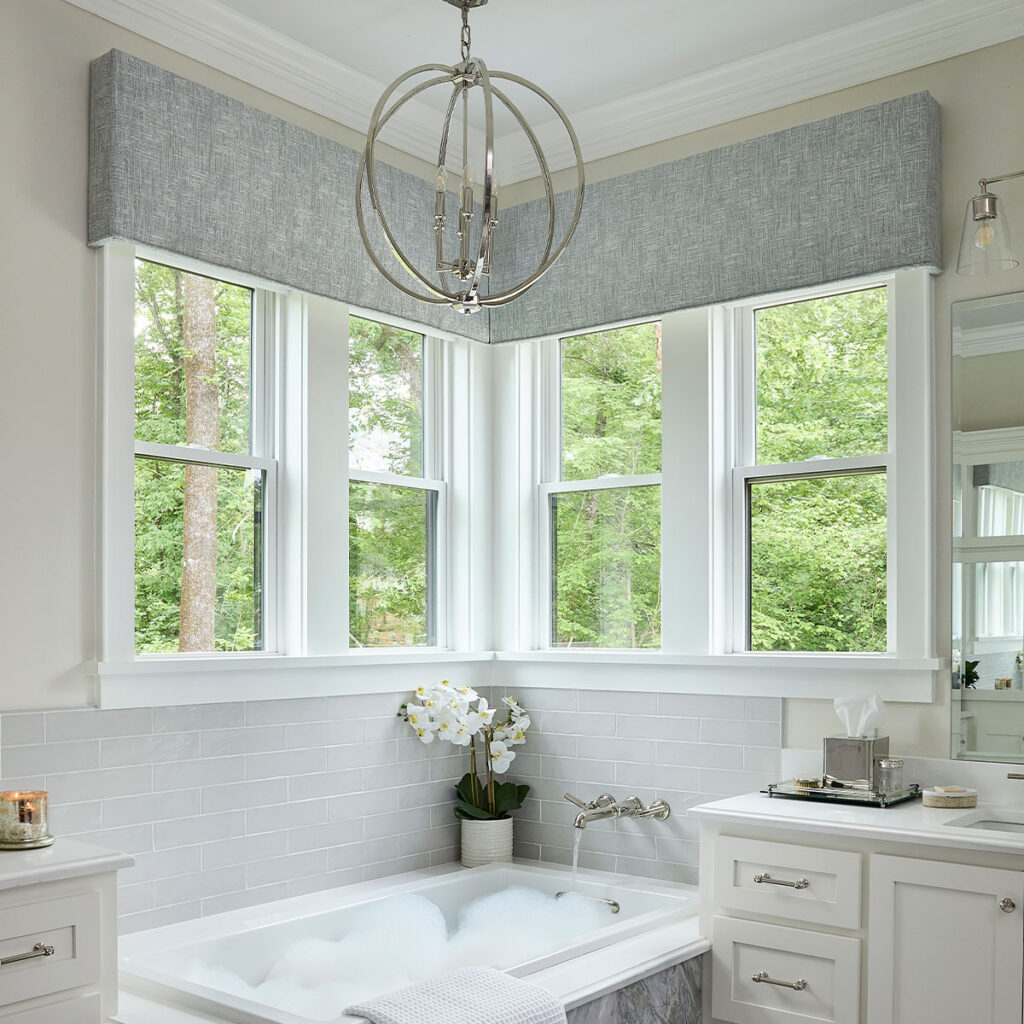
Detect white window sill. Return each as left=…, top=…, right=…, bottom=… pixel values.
left=90, top=649, right=947, bottom=707
left=91, top=651, right=493, bottom=708
left=491, top=651, right=947, bottom=702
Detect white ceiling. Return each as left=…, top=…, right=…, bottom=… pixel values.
left=213, top=0, right=922, bottom=118
left=70, top=0, right=1024, bottom=182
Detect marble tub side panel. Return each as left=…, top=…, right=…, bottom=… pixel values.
left=567, top=956, right=703, bottom=1024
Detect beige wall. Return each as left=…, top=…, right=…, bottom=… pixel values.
left=4, top=1, right=1024, bottom=755
left=0, top=0, right=428, bottom=711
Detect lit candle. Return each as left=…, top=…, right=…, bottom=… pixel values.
left=0, top=790, right=51, bottom=848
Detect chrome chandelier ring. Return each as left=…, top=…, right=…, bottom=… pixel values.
left=357, top=2, right=585, bottom=315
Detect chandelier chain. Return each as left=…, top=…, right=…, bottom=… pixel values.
left=460, top=6, right=471, bottom=61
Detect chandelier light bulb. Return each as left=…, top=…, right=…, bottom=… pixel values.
left=356, top=0, right=585, bottom=314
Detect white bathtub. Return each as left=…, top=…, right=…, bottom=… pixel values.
left=119, top=861, right=701, bottom=1024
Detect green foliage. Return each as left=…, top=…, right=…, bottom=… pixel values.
left=756, top=288, right=887, bottom=464
left=554, top=324, right=662, bottom=647
left=348, top=316, right=422, bottom=475
left=349, top=481, right=432, bottom=647
left=963, top=659, right=980, bottom=688
left=561, top=325, right=662, bottom=480
left=348, top=317, right=432, bottom=647
left=454, top=772, right=529, bottom=821
left=133, top=260, right=259, bottom=653
left=750, top=289, right=889, bottom=652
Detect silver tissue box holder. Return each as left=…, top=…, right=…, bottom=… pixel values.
left=823, top=735, right=889, bottom=790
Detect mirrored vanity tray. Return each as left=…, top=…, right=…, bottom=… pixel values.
left=762, top=781, right=921, bottom=808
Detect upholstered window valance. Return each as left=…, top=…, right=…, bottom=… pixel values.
left=88, top=49, right=941, bottom=345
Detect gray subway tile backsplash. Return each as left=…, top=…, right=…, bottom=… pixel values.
left=0, top=687, right=779, bottom=932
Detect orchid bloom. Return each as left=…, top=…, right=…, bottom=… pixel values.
left=489, top=740, right=516, bottom=773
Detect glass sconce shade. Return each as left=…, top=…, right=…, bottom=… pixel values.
left=957, top=192, right=1019, bottom=274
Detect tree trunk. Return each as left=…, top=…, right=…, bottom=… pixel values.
left=179, top=274, right=219, bottom=652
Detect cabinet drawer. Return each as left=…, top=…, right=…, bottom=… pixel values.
left=0, top=893, right=100, bottom=1008
left=714, top=836, right=862, bottom=928
left=712, top=916, right=860, bottom=1024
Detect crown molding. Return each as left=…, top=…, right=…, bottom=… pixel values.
left=63, top=0, right=483, bottom=170
left=66, top=0, right=1024, bottom=185
left=495, top=0, right=1024, bottom=181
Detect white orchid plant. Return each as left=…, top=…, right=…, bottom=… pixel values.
left=398, top=682, right=531, bottom=821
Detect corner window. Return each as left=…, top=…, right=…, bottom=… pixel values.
left=545, top=323, right=662, bottom=648
left=735, top=286, right=890, bottom=652
left=348, top=316, right=445, bottom=647
left=133, top=259, right=275, bottom=654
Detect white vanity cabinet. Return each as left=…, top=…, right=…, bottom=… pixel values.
left=694, top=794, right=1024, bottom=1024
left=0, top=840, right=132, bottom=1023
left=868, top=855, right=1024, bottom=1024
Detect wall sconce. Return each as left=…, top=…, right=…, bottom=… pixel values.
left=957, top=170, right=1024, bottom=275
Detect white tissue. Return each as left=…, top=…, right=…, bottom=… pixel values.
left=833, top=694, right=886, bottom=738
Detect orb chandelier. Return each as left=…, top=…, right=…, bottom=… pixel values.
left=356, top=0, right=585, bottom=315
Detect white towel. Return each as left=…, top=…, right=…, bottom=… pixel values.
left=346, top=966, right=567, bottom=1024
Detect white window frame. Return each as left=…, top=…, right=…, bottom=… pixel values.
left=727, top=278, right=895, bottom=655
left=537, top=320, right=664, bottom=650
left=497, top=270, right=939, bottom=700
left=96, top=245, right=483, bottom=708
left=346, top=315, right=449, bottom=651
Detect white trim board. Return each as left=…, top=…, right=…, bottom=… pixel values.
left=65, top=0, right=1024, bottom=185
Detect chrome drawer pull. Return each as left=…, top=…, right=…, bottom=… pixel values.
left=754, top=872, right=809, bottom=890
left=0, top=943, right=55, bottom=968
left=752, top=970, right=808, bottom=991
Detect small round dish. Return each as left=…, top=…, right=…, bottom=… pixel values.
left=922, top=787, right=977, bottom=808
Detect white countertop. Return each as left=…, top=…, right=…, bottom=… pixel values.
left=0, top=837, right=134, bottom=890
left=690, top=791, right=1024, bottom=855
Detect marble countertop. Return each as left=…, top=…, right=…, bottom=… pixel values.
left=0, top=837, right=133, bottom=890
left=690, top=791, right=1024, bottom=855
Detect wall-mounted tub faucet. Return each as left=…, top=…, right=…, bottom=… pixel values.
left=563, top=792, right=671, bottom=829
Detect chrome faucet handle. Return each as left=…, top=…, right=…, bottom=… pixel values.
left=1009, top=774, right=1024, bottom=780
left=593, top=793, right=618, bottom=808
left=563, top=792, right=618, bottom=811
left=636, top=798, right=671, bottom=820
left=563, top=793, right=589, bottom=809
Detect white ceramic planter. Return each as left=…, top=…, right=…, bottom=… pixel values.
left=460, top=817, right=513, bottom=867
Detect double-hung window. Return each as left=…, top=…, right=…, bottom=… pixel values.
left=542, top=322, right=663, bottom=648
left=132, top=258, right=276, bottom=654
left=731, top=284, right=891, bottom=653
left=348, top=315, right=446, bottom=648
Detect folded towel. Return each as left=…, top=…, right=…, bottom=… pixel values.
left=346, top=966, right=567, bottom=1024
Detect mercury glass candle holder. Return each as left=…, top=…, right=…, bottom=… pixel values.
left=0, top=790, right=54, bottom=849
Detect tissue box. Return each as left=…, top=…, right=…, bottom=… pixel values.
left=823, top=735, right=889, bottom=790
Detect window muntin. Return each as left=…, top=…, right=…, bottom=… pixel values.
left=737, top=283, right=891, bottom=653
left=347, top=315, right=444, bottom=649
left=132, top=259, right=273, bottom=655
left=546, top=322, right=663, bottom=648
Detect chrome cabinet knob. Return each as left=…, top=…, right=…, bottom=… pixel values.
left=999, top=897, right=1016, bottom=913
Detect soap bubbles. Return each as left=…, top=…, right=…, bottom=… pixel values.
left=184, top=887, right=609, bottom=1021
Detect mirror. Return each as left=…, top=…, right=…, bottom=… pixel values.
left=952, top=291, right=1024, bottom=761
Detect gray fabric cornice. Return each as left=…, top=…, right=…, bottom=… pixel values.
left=88, top=49, right=941, bottom=346
left=490, top=91, right=941, bottom=343
left=87, top=49, right=489, bottom=343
